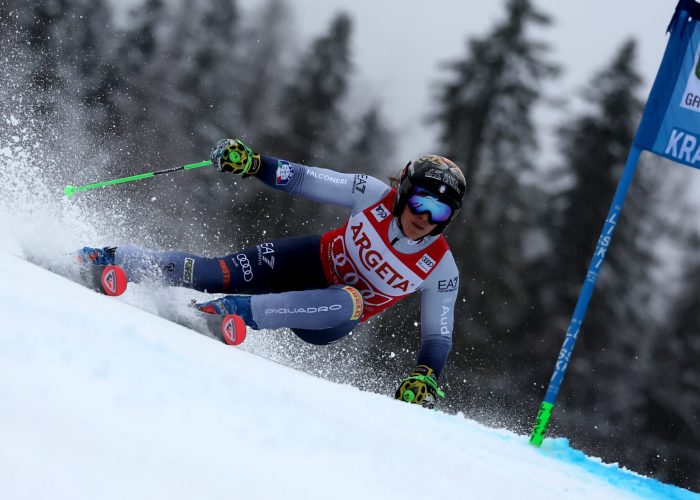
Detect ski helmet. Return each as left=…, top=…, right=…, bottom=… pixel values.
left=393, top=155, right=466, bottom=236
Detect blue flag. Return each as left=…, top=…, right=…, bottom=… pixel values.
left=531, top=0, right=700, bottom=447
left=635, top=0, right=700, bottom=170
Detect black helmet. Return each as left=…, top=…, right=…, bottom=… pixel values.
left=393, top=155, right=466, bottom=236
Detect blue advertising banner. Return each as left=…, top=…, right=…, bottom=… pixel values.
left=635, top=0, right=700, bottom=169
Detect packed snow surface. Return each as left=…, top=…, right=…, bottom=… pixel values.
left=0, top=233, right=696, bottom=500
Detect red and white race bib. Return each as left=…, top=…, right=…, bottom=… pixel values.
left=321, top=190, right=448, bottom=321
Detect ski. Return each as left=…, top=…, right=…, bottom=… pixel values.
left=79, top=264, right=128, bottom=296
left=196, top=311, right=247, bottom=346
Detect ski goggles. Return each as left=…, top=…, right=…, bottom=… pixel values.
left=406, top=187, right=454, bottom=223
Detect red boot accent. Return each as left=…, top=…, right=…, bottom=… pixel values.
left=199, top=304, right=219, bottom=315
left=221, top=314, right=247, bottom=346
left=100, top=265, right=128, bottom=296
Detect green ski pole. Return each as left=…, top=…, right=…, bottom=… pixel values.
left=63, top=160, right=212, bottom=197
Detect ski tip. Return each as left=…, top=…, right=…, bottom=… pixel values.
left=221, top=314, right=247, bottom=346
left=100, top=265, right=128, bottom=296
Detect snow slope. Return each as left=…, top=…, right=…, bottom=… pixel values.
left=0, top=240, right=696, bottom=500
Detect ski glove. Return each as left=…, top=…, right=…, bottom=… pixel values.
left=210, top=138, right=261, bottom=177
left=395, top=364, right=445, bottom=409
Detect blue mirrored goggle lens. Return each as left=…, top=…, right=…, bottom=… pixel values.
left=407, top=188, right=453, bottom=223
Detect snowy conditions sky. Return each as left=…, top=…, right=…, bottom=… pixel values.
left=233, top=0, right=678, bottom=163
left=0, top=226, right=696, bottom=499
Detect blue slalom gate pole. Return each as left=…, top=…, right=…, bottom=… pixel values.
left=529, top=146, right=642, bottom=446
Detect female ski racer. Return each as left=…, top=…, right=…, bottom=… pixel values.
left=79, top=139, right=466, bottom=408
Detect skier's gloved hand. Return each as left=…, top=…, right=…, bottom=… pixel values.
left=395, top=364, right=445, bottom=409
left=210, top=138, right=261, bottom=177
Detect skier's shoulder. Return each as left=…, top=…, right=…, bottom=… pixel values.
left=422, top=245, right=459, bottom=287
left=351, top=175, right=392, bottom=212
left=437, top=246, right=457, bottom=272
left=421, top=233, right=453, bottom=264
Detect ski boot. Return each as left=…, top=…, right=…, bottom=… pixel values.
left=75, top=246, right=117, bottom=266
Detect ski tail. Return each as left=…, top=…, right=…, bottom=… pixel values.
left=81, top=264, right=128, bottom=296
left=221, top=314, right=247, bottom=345
left=198, top=311, right=247, bottom=346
